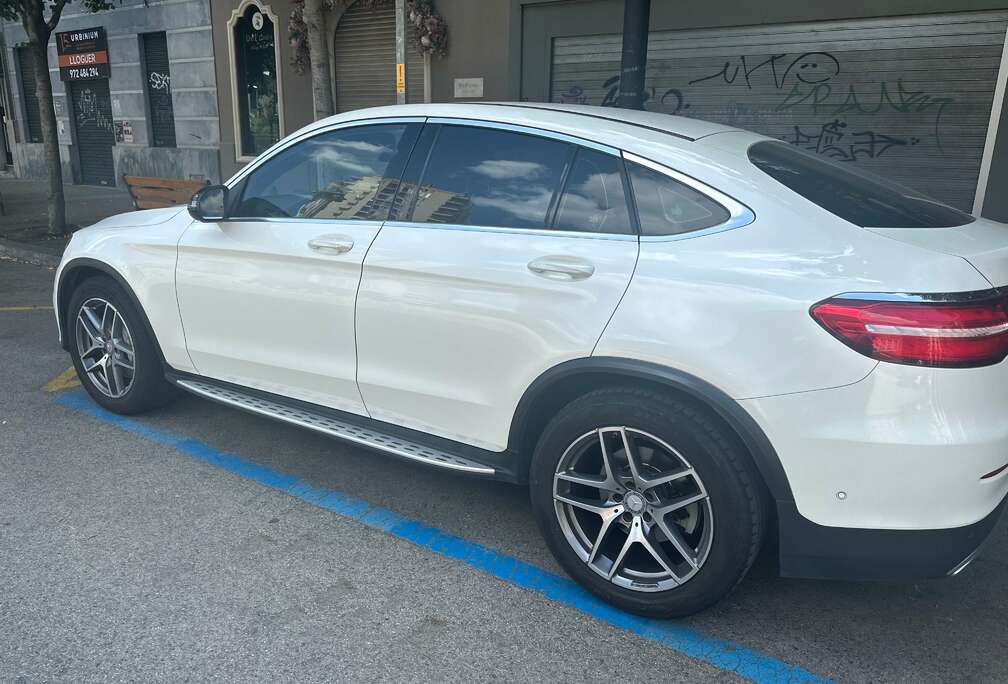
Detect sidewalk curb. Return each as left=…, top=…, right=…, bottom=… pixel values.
left=0, top=238, right=62, bottom=268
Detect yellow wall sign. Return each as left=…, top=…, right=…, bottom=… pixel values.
left=395, top=63, right=405, bottom=93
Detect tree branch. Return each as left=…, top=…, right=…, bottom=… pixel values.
left=45, top=0, right=69, bottom=34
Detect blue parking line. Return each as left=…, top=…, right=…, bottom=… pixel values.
left=55, top=389, right=831, bottom=684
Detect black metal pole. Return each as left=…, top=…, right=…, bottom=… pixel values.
left=616, top=0, right=651, bottom=110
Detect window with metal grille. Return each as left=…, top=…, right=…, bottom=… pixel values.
left=141, top=32, right=176, bottom=147
left=16, top=47, right=43, bottom=143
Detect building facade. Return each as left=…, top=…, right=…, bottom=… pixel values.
left=211, top=0, right=1008, bottom=222
left=0, top=0, right=221, bottom=186
left=2, top=0, right=1006, bottom=223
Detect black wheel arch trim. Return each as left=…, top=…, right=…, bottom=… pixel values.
left=507, top=356, right=795, bottom=502
left=56, top=257, right=169, bottom=370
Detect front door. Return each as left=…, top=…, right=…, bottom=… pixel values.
left=176, top=120, right=422, bottom=416
left=69, top=79, right=115, bottom=186
left=355, top=122, right=640, bottom=451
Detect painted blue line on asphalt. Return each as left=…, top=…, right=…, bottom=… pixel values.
left=55, top=389, right=831, bottom=684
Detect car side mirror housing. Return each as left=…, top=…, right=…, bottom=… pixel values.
left=188, top=185, right=229, bottom=222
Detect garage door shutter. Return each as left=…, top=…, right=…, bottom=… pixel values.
left=550, top=11, right=1008, bottom=212
left=16, top=47, right=43, bottom=143
left=333, top=1, right=424, bottom=113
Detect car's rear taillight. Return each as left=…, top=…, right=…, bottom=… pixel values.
left=810, top=292, right=1008, bottom=368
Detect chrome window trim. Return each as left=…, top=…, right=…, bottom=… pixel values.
left=623, top=151, right=756, bottom=242
left=216, top=216, right=386, bottom=227
left=382, top=221, right=638, bottom=242
left=224, top=116, right=429, bottom=190
left=830, top=289, right=1003, bottom=304
left=427, top=117, right=620, bottom=156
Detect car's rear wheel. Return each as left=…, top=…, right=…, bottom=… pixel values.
left=529, top=386, right=765, bottom=617
left=68, top=276, right=177, bottom=414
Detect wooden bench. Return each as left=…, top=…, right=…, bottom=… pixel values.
left=123, top=175, right=209, bottom=210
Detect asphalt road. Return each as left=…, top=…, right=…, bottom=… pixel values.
left=2, top=258, right=1006, bottom=682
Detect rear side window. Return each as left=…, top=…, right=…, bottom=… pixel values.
left=748, top=140, right=974, bottom=228
left=627, top=161, right=730, bottom=236
left=412, top=125, right=569, bottom=229
left=553, top=148, right=633, bottom=235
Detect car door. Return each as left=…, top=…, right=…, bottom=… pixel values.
left=355, top=120, right=640, bottom=451
left=176, top=119, right=422, bottom=416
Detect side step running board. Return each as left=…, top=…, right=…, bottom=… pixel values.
left=175, top=379, right=496, bottom=475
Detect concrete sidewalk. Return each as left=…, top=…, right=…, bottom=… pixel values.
left=0, top=177, right=134, bottom=231
left=0, top=177, right=136, bottom=266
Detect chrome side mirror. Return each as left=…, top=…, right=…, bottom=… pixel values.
left=188, top=185, right=228, bottom=222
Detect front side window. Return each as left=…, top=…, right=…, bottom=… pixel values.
left=411, top=125, right=569, bottom=229
left=748, top=140, right=974, bottom=228
left=233, top=4, right=280, bottom=157
left=628, top=161, right=730, bottom=236
left=233, top=123, right=420, bottom=220
left=553, top=148, right=633, bottom=235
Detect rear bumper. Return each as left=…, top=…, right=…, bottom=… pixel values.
left=777, top=495, right=1006, bottom=580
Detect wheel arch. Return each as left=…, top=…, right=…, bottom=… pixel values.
left=507, top=357, right=793, bottom=503
left=57, top=257, right=169, bottom=369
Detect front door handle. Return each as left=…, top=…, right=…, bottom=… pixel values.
left=308, top=234, right=354, bottom=255
left=527, top=255, right=595, bottom=281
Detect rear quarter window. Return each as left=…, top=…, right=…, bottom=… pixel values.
left=747, top=140, right=975, bottom=229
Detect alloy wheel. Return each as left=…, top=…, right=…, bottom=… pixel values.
left=553, top=427, right=714, bottom=592
left=75, top=297, right=136, bottom=399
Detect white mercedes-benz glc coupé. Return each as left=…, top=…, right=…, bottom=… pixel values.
left=53, top=103, right=1008, bottom=617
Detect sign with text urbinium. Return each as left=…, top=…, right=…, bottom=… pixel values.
left=56, top=27, right=110, bottom=81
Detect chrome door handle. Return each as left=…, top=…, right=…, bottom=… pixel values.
left=307, top=234, right=354, bottom=255
left=527, top=255, right=595, bottom=281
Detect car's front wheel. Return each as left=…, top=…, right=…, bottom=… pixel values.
left=68, top=276, right=177, bottom=415
left=529, top=386, right=766, bottom=618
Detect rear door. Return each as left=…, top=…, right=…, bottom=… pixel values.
left=176, top=119, right=421, bottom=416
left=355, top=121, right=640, bottom=451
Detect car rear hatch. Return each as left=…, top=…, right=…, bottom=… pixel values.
left=866, top=217, right=1008, bottom=289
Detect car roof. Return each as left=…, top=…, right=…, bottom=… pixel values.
left=478, top=102, right=741, bottom=141
left=304, top=102, right=743, bottom=147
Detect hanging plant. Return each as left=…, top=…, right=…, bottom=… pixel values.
left=406, top=0, right=448, bottom=58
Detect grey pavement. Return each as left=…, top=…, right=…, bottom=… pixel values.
left=1, top=259, right=1006, bottom=682
left=0, top=177, right=134, bottom=232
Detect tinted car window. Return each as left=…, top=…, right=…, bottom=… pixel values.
left=412, top=125, right=569, bottom=229
left=748, top=140, right=974, bottom=228
left=553, top=148, right=633, bottom=235
left=233, top=123, right=419, bottom=220
left=627, top=161, right=730, bottom=236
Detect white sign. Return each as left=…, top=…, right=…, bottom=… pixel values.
left=252, top=11, right=264, bottom=31
left=453, top=77, right=484, bottom=99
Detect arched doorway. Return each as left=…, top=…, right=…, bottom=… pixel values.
left=332, top=0, right=424, bottom=113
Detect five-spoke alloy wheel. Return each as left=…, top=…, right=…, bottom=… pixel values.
left=68, top=275, right=177, bottom=415
left=531, top=386, right=765, bottom=618
left=75, top=298, right=136, bottom=398
left=553, top=427, right=714, bottom=592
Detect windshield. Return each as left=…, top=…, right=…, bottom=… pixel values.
left=747, top=140, right=975, bottom=229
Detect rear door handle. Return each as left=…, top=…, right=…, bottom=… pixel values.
left=308, top=234, right=354, bottom=255
left=527, top=255, right=595, bottom=281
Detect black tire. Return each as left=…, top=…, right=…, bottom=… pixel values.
left=67, top=275, right=178, bottom=415
left=529, top=386, right=765, bottom=618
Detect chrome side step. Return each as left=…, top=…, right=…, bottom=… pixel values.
left=175, top=379, right=496, bottom=475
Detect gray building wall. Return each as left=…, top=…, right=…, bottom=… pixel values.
left=512, top=0, right=1008, bottom=221
left=1, top=0, right=221, bottom=186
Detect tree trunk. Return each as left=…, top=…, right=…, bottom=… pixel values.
left=26, top=18, right=66, bottom=235
left=303, top=0, right=334, bottom=119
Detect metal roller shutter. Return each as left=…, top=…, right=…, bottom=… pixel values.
left=550, top=11, right=1008, bottom=212
left=70, top=79, right=116, bottom=186
left=333, top=1, right=424, bottom=113
left=16, top=47, right=43, bottom=143
left=142, top=31, right=176, bottom=148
